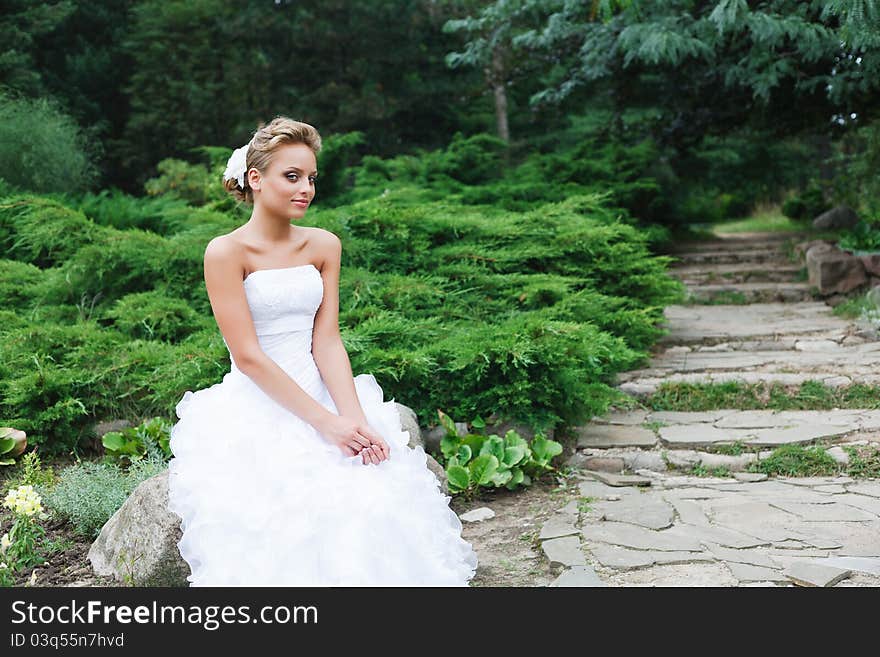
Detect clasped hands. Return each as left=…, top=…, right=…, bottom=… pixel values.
left=318, top=414, right=391, bottom=465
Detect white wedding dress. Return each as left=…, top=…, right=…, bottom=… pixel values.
left=167, top=263, right=478, bottom=586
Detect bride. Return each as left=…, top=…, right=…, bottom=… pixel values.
left=167, top=116, right=478, bottom=586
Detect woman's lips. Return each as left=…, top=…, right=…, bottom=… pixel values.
left=292, top=200, right=309, bottom=207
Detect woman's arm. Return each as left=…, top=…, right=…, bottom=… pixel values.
left=311, top=231, right=368, bottom=422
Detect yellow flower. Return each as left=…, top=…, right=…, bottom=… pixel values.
left=3, top=485, right=45, bottom=518
left=0, top=533, right=9, bottom=551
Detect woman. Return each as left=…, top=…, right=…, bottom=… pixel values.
left=167, top=116, right=478, bottom=586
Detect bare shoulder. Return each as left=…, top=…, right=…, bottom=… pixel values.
left=304, top=227, right=341, bottom=268
left=204, top=232, right=245, bottom=277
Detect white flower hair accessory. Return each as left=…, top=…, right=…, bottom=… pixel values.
left=223, top=141, right=251, bottom=188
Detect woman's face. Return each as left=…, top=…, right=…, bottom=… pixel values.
left=250, top=142, right=317, bottom=220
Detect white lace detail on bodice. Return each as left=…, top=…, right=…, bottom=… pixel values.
left=241, top=264, right=323, bottom=335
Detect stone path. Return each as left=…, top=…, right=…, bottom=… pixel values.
left=537, top=230, right=880, bottom=586
left=542, top=471, right=880, bottom=587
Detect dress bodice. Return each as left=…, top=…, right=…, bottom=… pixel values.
left=240, top=264, right=324, bottom=335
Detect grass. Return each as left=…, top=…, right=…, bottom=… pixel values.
left=712, top=441, right=747, bottom=456
left=748, top=444, right=839, bottom=477
left=690, top=463, right=732, bottom=478
left=708, top=204, right=837, bottom=237
left=642, top=420, right=666, bottom=432
left=832, top=292, right=874, bottom=320
left=843, top=445, right=880, bottom=478
left=684, top=290, right=750, bottom=305
left=646, top=380, right=880, bottom=411
left=577, top=496, right=594, bottom=514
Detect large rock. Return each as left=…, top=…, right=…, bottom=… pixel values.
left=806, top=245, right=867, bottom=295
left=88, top=470, right=189, bottom=586
left=425, top=453, right=449, bottom=496
left=813, top=205, right=859, bottom=230
left=795, top=239, right=833, bottom=258
left=396, top=402, right=424, bottom=450
left=859, top=254, right=880, bottom=277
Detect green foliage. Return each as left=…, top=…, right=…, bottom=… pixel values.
left=435, top=410, right=562, bottom=495
left=748, top=444, right=839, bottom=477
left=0, top=151, right=679, bottom=453
left=143, top=156, right=224, bottom=206
left=648, top=380, right=880, bottom=411
left=838, top=220, right=880, bottom=252
left=0, top=92, right=97, bottom=195
left=316, top=132, right=366, bottom=204
left=782, top=181, right=828, bottom=220
left=690, top=463, right=731, bottom=478
left=42, top=458, right=167, bottom=538
left=424, top=132, right=508, bottom=185
left=2, top=451, right=57, bottom=493
left=713, top=441, right=746, bottom=456
left=2, top=514, right=47, bottom=572
left=0, top=197, right=105, bottom=267
left=101, top=417, right=173, bottom=466
left=64, top=188, right=189, bottom=234
left=101, top=290, right=208, bottom=343
left=843, top=444, right=880, bottom=478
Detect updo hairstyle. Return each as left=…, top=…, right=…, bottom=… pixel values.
left=223, top=116, right=322, bottom=204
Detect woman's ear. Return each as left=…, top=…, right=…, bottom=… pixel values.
left=247, top=167, right=261, bottom=192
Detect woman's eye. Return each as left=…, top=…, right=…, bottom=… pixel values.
left=309, top=176, right=317, bottom=184
left=287, top=173, right=298, bottom=181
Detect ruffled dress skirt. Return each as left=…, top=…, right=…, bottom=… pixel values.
left=167, top=328, right=478, bottom=586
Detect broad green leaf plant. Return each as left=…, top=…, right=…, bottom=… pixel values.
left=435, top=409, right=563, bottom=496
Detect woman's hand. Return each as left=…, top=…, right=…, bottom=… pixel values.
left=316, top=414, right=391, bottom=464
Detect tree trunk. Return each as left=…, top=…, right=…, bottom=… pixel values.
left=489, top=46, right=509, bottom=143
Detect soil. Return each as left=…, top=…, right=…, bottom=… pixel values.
left=450, top=474, right=582, bottom=587
left=0, top=513, right=116, bottom=587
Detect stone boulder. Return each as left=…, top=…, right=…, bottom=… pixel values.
left=396, top=402, right=424, bottom=450
left=806, top=245, right=867, bottom=295
left=88, top=470, right=189, bottom=587
left=859, top=254, right=880, bottom=278
left=813, top=205, right=859, bottom=230
left=794, top=239, right=834, bottom=258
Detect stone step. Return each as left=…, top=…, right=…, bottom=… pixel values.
left=618, top=340, right=880, bottom=391
left=685, top=282, right=815, bottom=303
left=670, top=262, right=805, bottom=284
left=617, top=372, right=878, bottom=396
left=657, top=302, right=853, bottom=346
left=673, top=250, right=794, bottom=265
left=573, top=409, right=880, bottom=451
left=667, top=232, right=810, bottom=253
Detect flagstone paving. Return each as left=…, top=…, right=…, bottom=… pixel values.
left=538, top=231, right=880, bottom=586
left=536, top=471, right=880, bottom=587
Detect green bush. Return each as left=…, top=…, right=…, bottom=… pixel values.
left=1, top=169, right=682, bottom=450
left=0, top=92, right=98, bottom=194
left=144, top=157, right=221, bottom=206
left=42, top=458, right=167, bottom=537
left=101, top=290, right=208, bottom=342
left=0, top=197, right=105, bottom=267
left=424, top=132, right=507, bottom=185
left=782, top=181, right=828, bottom=220
left=75, top=188, right=190, bottom=233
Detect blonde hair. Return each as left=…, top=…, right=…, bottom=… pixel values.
left=223, top=116, right=322, bottom=204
